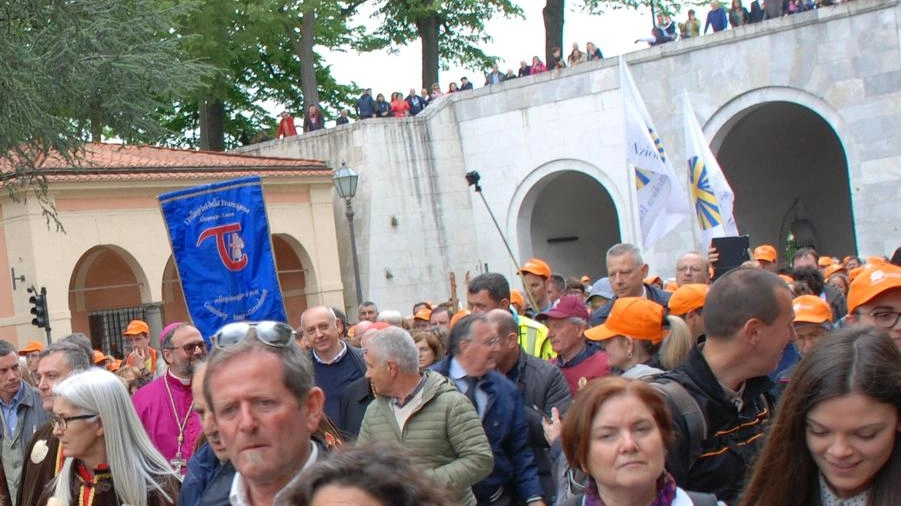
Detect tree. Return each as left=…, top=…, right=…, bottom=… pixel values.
left=367, top=0, right=523, bottom=89
left=151, top=0, right=367, bottom=150
left=0, top=0, right=211, bottom=226
left=543, top=0, right=565, bottom=67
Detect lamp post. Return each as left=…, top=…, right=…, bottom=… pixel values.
left=333, top=162, right=363, bottom=306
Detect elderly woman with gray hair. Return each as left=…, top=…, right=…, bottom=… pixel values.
left=37, top=368, right=179, bottom=506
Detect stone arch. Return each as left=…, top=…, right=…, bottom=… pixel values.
left=68, top=245, right=150, bottom=352
left=704, top=87, right=857, bottom=258
left=272, top=233, right=316, bottom=328
left=509, top=159, right=623, bottom=278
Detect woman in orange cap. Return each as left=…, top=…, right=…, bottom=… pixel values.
left=584, top=298, right=670, bottom=379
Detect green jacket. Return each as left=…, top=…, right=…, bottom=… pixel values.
left=357, top=371, right=494, bottom=506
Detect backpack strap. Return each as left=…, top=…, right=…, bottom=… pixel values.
left=685, top=490, right=719, bottom=506
left=651, top=380, right=707, bottom=469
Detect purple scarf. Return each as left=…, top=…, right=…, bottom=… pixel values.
left=583, top=473, right=678, bottom=506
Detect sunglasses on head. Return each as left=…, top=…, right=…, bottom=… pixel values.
left=212, top=321, right=296, bottom=350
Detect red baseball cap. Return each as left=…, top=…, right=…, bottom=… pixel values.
left=536, top=295, right=589, bottom=322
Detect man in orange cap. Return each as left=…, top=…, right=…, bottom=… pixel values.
left=17, top=341, right=44, bottom=377
left=412, top=306, right=432, bottom=331
left=845, top=263, right=901, bottom=349
left=752, top=244, right=778, bottom=272
left=773, top=295, right=834, bottom=397
left=519, top=258, right=553, bottom=315
left=667, top=284, right=709, bottom=341
left=123, top=319, right=165, bottom=377
left=590, top=243, right=671, bottom=327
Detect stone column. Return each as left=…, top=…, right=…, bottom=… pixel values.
left=144, top=302, right=164, bottom=349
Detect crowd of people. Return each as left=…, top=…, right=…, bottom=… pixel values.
left=265, top=0, right=859, bottom=141
left=0, top=240, right=897, bottom=506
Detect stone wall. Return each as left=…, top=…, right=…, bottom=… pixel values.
left=239, top=0, right=901, bottom=313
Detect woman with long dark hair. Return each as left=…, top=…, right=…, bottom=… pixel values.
left=740, top=327, right=901, bottom=506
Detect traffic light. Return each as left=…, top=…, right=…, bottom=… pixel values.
left=27, top=286, right=50, bottom=331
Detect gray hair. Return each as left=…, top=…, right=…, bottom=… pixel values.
left=160, top=323, right=192, bottom=350
left=447, top=314, right=490, bottom=356
left=607, top=243, right=644, bottom=266
left=377, top=310, right=403, bottom=326
left=39, top=341, right=92, bottom=373
left=367, top=327, right=419, bottom=375
left=0, top=340, right=15, bottom=358
left=60, top=333, right=93, bottom=361
left=204, top=328, right=314, bottom=412
left=52, top=368, right=177, bottom=506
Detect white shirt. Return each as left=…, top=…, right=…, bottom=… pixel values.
left=229, top=442, right=319, bottom=506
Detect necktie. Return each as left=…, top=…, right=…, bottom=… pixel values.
left=464, top=376, right=480, bottom=405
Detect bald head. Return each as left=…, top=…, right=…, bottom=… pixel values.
left=676, top=252, right=710, bottom=286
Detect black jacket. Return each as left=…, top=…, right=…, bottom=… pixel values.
left=657, top=347, right=774, bottom=505
left=338, top=376, right=374, bottom=440
left=505, top=350, right=572, bottom=502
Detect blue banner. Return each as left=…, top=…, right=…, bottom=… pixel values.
left=158, top=176, right=287, bottom=340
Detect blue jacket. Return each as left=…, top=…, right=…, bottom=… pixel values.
left=180, top=443, right=221, bottom=506
left=355, top=93, right=375, bottom=118
left=432, top=358, right=544, bottom=503
left=705, top=7, right=728, bottom=33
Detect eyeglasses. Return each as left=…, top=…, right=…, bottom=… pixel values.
left=166, top=341, right=206, bottom=354
left=472, top=335, right=502, bottom=347
left=213, top=321, right=296, bottom=350
left=676, top=266, right=704, bottom=273
left=865, top=310, right=901, bottom=329
left=50, top=413, right=98, bottom=431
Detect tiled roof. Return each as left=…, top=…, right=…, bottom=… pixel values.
left=2, top=143, right=330, bottom=183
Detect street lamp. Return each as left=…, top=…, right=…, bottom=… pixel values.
left=333, top=162, right=363, bottom=306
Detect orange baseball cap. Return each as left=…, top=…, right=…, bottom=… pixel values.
left=580, top=275, right=591, bottom=284
left=778, top=274, right=795, bottom=285
left=792, top=295, right=833, bottom=327
left=18, top=341, right=44, bottom=355
left=585, top=298, right=665, bottom=344
left=817, top=256, right=837, bottom=268
left=414, top=307, right=432, bottom=321
left=668, top=284, right=709, bottom=316
left=92, top=350, right=107, bottom=364
left=449, top=309, right=471, bottom=329
left=644, top=274, right=662, bottom=285
left=823, top=264, right=846, bottom=280
left=510, top=289, right=525, bottom=308
left=123, top=320, right=150, bottom=336
left=753, top=244, right=777, bottom=263
left=847, top=264, right=901, bottom=314
left=664, top=281, right=679, bottom=293
left=519, top=258, right=551, bottom=278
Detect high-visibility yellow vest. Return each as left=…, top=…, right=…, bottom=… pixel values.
left=517, top=315, right=555, bottom=360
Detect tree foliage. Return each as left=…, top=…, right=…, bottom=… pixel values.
left=0, top=0, right=212, bottom=226
left=366, top=0, right=524, bottom=89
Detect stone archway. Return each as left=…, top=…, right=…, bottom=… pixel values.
left=706, top=88, right=857, bottom=259
left=68, top=245, right=149, bottom=355
left=272, top=234, right=314, bottom=328
left=514, top=166, right=622, bottom=279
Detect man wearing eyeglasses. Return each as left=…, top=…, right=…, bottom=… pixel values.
left=132, top=322, right=206, bottom=474
left=675, top=252, right=711, bottom=286
left=846, top=263, right=901, bottom=349
left=432, top=315, right=547, bottom=506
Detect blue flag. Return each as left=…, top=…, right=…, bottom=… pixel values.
left=158, top=176, right=287, bottom=340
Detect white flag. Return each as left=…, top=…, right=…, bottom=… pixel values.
left=620, top=59, right=689, bottom=249
left=681, top=90, right=738, bottom=249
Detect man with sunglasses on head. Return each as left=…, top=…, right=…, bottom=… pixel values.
left=132, top=322, right=206, bottom=475
left=203, top=321, right=326, bottom=506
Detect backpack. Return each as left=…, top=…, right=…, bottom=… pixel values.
left=650, top=379, right=708, bottom=470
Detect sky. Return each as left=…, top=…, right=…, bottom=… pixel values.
left=320, top=3, right=657, bottom=101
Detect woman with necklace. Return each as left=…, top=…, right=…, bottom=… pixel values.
left=558, top=377, right=723, bottom=506
left=740, top=327, right=900, bottom=506
left=39, top=368, right=179, bottom=506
